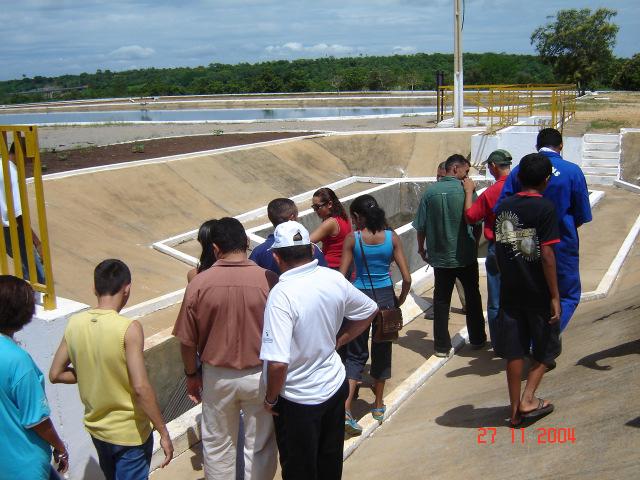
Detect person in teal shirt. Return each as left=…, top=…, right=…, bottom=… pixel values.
left=0, top=275, right=68, bottom=480
left=413, top=154, right=487, bottom=356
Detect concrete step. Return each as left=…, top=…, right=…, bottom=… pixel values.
left=585, top=174, right=617, bottom=185
left=584, top=133, right=620, bottom=144
left=582, top=150, right=620, bottom=160
left=582, top=157, right=620, bottom=167
left=583, top=142, right=620, bottom=152
left=582, top=166, right=619, bottom=175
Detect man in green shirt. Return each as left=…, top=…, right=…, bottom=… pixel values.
left=413, top=154, right=487, bottom=357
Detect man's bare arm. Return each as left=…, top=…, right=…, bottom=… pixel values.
left=125, top=321, right=174, bottom=468
left=49, top=338, right=77, bottom=384
left=336, top=310, right=377, bottom=349
left=416, top=231, right=427, bottom=262
left=180, top=343, right=202, bottom=404
left=541, top=245, right=561, bottom=324
left=264, top=361, right=288, bottom=414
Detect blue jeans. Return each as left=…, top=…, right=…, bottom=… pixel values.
left=485, top=242, right=501, bottom=348
left=92, top=434, right=153, bottom=480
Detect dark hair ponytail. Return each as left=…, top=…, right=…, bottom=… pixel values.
left=350, top=194, right=387, bottom=233
left=313, top=187, right=348, bottom=220
left=197, top=219, right=218, bottom=273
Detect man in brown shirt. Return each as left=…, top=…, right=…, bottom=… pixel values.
left=174, top=217, right=278, bottom=480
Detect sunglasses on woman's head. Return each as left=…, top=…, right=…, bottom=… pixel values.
left=311, top=202, right=327, bottom=211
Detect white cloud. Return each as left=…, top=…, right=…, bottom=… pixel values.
left=1, top=0, right=638, bottom=80
left=108, top=45, right=155, bottom=60
left=265, top=42, right=356, bottom=56
left=393, top=46, right=417, bottom=54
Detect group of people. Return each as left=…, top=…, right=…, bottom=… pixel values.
left=413, top=127, right=591, bottom=428
left=172, top=188, right=412, bottom=479
left=0, top=127, right=591, bottom=480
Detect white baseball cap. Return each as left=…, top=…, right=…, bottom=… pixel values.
left=269, top=221, right=311, bottom=249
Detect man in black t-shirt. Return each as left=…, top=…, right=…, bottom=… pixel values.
left=494, top=153, right=561, bottom=428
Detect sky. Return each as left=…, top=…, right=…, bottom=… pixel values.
left=1, top=0, right=638, bottom=81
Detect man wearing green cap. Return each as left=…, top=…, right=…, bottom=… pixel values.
left=463, top=149, right=512, bottom=348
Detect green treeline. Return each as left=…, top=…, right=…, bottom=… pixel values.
left=0, top=52, right=571, bottom=104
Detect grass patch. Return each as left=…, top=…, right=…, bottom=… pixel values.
left=588, top=119, right=629, bottom=131
left=131, top=143, right=145, bottom=153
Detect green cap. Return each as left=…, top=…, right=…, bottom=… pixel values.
left=482, top=149, right=512, bottom=165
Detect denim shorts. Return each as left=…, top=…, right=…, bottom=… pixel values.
left=494, top=306, right=562, bottom=366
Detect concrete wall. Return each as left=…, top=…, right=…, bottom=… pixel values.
left=472, top=128, right=582, bottom=167
left=36, top=130, right=478, bottom=308
left=621, top=129, right=640, bottom=186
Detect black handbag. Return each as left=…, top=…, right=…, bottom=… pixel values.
left=358, top=233, right=403, bottom=343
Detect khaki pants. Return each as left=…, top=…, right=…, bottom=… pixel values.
left=201, top=364, right=277, bottom=480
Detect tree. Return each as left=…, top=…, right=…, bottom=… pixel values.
left=612, top=54, right=640, bottom=91
left=531, top=8, right=619, bottom=90
left=405, top=72, right=419, bottom=92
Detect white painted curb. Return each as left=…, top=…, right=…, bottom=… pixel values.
left=581, top=212, right=640, bottom=302
left=343, top=328, right=470, bottom=459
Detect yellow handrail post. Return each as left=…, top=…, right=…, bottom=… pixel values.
left=29, top=126, right=56, bottom=310
left=0, top=132, right=11, bottom=274
left=12, top=133, right=38, bottom=284
left=0, top=125, right=56, bottom=309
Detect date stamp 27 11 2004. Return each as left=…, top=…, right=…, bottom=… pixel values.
left=477, top=427, right=576, bottom=445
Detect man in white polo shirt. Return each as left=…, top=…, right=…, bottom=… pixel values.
left=260, top=221, right=378, bottom=480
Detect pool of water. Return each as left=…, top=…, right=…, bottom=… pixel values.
left=0, top=106, right=436, bottom=125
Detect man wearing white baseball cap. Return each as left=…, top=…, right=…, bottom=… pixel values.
left=260, top=221, right=378, bottom=480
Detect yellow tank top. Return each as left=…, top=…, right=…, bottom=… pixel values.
left=64, top=309, right=152, bottom=445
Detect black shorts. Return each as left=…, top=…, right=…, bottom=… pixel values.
left=493, top=306, right=561, bottom=366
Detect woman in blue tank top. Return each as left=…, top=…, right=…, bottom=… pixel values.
left=339, top=194, right=412, bottom=435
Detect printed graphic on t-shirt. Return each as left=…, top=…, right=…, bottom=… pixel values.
left=262, top=328, right=273, bottom=344
left=495, top=211, right=540, bottom=262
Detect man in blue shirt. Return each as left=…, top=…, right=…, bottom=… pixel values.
left=497, top=128, right=592, bottom=331
left=250, top=198, right=326, bottom=274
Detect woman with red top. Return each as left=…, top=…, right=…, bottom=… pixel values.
left=309, top=187, right=351, bottom=269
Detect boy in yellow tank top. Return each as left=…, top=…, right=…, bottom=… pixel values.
left=50, top=259, right=173, bottom=479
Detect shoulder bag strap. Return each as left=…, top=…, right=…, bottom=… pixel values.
left=358, top=232, right=380, bottom=304
left=386, top=230, right=400, bottom=308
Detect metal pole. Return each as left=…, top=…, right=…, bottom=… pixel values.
left=453, top=0, right=464, bottom=128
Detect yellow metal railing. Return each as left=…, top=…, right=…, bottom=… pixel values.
left=1, top=126, right=56, bottom=309
left=437, top=84, right=578, bottom=133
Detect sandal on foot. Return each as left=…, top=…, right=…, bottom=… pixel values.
left=520, top=398, right=554, bottom=419
left=508, top=416, right=524, bottom=429
left=345, top=411, right=363, bottom=436
left=371, top=406, right=386, bottom=423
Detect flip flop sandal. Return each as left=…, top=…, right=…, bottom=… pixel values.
left=371, top=406, right=386, bottom=423
left=345, top=411, right=363, bottom=436
left=520, top=398, right=554, bottom=419
left=508, top=416, right=524, bottom=429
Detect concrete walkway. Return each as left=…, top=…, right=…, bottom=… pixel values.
left=343, top=243, right=640, bottom=480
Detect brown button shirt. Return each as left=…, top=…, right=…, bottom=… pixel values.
left=173, top=258, right=278, bottom=369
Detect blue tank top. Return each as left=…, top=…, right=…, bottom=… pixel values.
left=352, top=230, right=394, bottom=290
